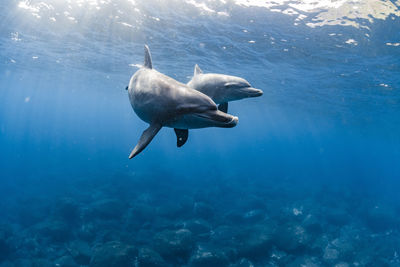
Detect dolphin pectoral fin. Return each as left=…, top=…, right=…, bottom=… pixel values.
left=194, top=64, right=203, bottom=76
left=218, top=102, right=228, bottom=113
left=129, top=124, right=162, bottom=159
left=143, top=45, right=153, bottom=69
left=174, top=128, right=189, bottom=147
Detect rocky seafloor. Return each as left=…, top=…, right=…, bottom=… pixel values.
left=0, top=172, right=399, bottom=267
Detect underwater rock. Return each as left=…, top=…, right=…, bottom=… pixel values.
left=230, top=258, right=255, bottom=267
left=224, top=209, right=265, bottom=225
left=89, top=241, right=137, bottom=267
left=268, top=248, right=290, bottom=266
left=324, top=208, right=349, bottom=226
left=55, top=255, right=79, bottom=267
left=67, top=240, right=92, bottom=265
left=182, top=219, right=211, bottom=239
left=209, top=226, right=243, bottom=260
left=362, top=204, right=398, bottom=232
left=144, top=218, right=176, bottom=233
left=156, top=202, right=187, bottom=219
left=31, top=259, right=55, bottom=267
left=13, top=259, right=30, bottom=267
left=323, top=246, right=339, bottom=262
left=0, top=225, right=12, bottom=240
left=274, top=205, right=305, bottom=225
left=329, top=236, right=354, bottom=261
left=273, top=224, right=311, bottom=254
left=137, top=247, right=166, bottom=267
left=153, top=229, right=194, bottom=262
left=286, top=256, right=321, bottom=267
left=209, top=225, right=239, bottom=247
left=99, top=229, right=126, bottom=244
left=334, top=262, right=350, bottom=267
left=236, top=224, right=275, bottom=260
left=352, top=232, right=400, bottom=266
left=87, top=199, right=126, bottom=221
left=302, top=214, right=323, bottom=234
left=17, top=198, right=52, bottom=227
left=16, top=258, right=53, bottom=267
left=242, top=209, right=265, bottom=223
left=223, top=210, right=246, bottom=224
left=34, top=220, right=71, bottom=243
left=11, top=235, right=41, bottom=259
left=0, top=230, right=12, bottom=262
left=188, top=246, right=229, bottom=267
left=12, top=259, right=31, bottom=267
left=240, top=195, right=267, bottom=211
left=54, top=198, right=81, bottom=224
left=128, top=204, right=156, bottom=226
left=135, top=229, right=157, bottom=247
left=352, top=254, right=385, bottom=267
left=0, top=261, right=13, bottom=267
left=77, top=222, right=97, bottom=242
left=193, top=202, right=214, bottom=219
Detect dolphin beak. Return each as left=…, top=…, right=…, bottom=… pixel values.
left=195, top=109, right=238, bottom=128
left=245, top=87, right=263, bottom=97
left=211, top=110, right=238, bottom=127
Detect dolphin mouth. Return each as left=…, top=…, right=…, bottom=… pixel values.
left=194, top=109, right=238, bottom=128
left=242, top=87, right=263, bottom=97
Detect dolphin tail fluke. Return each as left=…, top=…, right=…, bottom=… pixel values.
left=174, top=128, right=189, bottom=147
left=218, top=102, right=228, bottom=113
left=129, top=123, right=162, bottom=159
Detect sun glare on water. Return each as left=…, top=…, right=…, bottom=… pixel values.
left=16, top=0, right=400, bottom=29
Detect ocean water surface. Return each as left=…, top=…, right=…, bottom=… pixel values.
left=1, top=0, right=400, bottom=266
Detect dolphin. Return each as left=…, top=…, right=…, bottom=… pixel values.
left=171, top=64, right=263, bottom=147
left=187, top=64, right=263, bottom=113
left=127, top=45, right=238, bottom=158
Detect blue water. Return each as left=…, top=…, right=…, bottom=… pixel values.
left=1, top=0, right=400, bottom=266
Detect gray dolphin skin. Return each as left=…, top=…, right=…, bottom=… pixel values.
left=127, top=45, right=238, bottom=159
left=170, top=64, right=263, bottom=146
left=187, top=64, right=263, bottom=113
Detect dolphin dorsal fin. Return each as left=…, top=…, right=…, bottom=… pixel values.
left=194, top=64, right=203, bottom=76
left=143, top=45, right=153, bottom=69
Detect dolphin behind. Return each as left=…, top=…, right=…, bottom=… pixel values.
left=127, top=46, right=238, bottom=158
left=187, top=64, right=263, bottom=113
left=171, top=64, right=263, bottom=147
